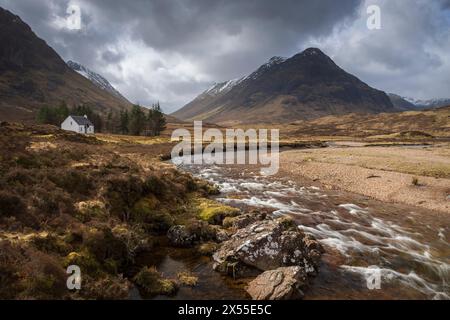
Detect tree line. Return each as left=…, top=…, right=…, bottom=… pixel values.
left=36, top=102, right=166, bottom=136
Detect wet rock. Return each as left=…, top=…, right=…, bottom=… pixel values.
left=213, top=217, right=323, bottom=277
left=246, top=266, right=307, bottom=300
left=212, top=226, right=230, bottom=242
left=167, top=220, right=228, bottom=247
left=167, top=225, right=198, bottom=247
left=223, top=212, right=267, bottom=230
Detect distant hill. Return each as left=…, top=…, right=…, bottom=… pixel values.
left=288, top=105, right=450, bottom=138
left=0, top=7, right=132, bottom=122
left=172, top=48, right=395, bottom=125
left=388, top=93, right=450, bottom=111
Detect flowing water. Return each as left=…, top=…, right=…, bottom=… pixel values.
left=167, top=150, right=450, bottom=300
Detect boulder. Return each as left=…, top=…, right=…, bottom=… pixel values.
left=246, top=266, right=307, bottom=300
left=167, top=220, right=229, bottom=247
left=213, top=217, right=323, bottom=277
left=223, top=212, right=267, bottom=230
left=167, top=225, right=197, bottom=247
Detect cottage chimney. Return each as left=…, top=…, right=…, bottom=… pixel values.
left=84, top=114, right=88, bottom=118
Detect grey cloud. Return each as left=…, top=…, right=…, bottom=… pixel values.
left=0, top=0, right=449, bottom=111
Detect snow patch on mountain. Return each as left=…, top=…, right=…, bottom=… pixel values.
left=402, top=96, right=450, bottom=109
left=203, top=56, right=288, bottom=98
left=67, top=60, right=128, bottom=102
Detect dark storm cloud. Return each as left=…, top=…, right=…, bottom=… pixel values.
left=0, top=0, right=363, bottom=111
left=0, top=0, right=449, bottom=111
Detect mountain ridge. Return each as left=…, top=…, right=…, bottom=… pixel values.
left=67, top=60, right=130, bottom=104
left=0, top=7, right=132, bottom=122
left=172, top=48, right=395, bottom=124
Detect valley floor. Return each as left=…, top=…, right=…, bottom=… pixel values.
left=279, top=143, right=450, bottom=214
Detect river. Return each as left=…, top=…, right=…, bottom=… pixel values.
left=155, top=151, right=450, bottom=300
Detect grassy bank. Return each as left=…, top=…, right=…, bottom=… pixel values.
left=0, top=122, right=229, bottom=299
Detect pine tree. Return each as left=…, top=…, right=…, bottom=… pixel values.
left=149, top=101, right=166, bottom=136
left=128, top=105, right=146, bottom=136
left=119, top=109, right=129, bottom=134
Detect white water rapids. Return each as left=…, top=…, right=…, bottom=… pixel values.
left=173, top=154, right=449, bottom=300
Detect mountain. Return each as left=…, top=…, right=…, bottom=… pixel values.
left=402, top=97, right=450, bottom=110
left=388, top=93, right=417, bottom=111
left=0, top=7, right=132, bottom=122
left=172, top=48, right=395, bottom=124
left=388, top=93, right=450, bottom=111
left=67, top=60, right=129, bottom=103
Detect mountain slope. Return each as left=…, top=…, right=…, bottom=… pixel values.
left=0, top=7, right=132, bottom=122
left=67, top=60, right=129, bottom=103
left=173, top=48, right=395, bottom=124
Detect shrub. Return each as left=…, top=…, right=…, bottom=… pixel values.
left=0, top=191, right=26, bottom=217
left=131, top=198, right=174, bottom=233
left=20, top=250, right=67, bottom=299
left=144, top=175, right=166, bottom=196
left=412, top=177, right=419, bottom=186
left=177, top=272, right=198, bottom=286
left=32, top=187, right=70, bottom=216
left=49, top=169, right=93, bottom=195
left=133, top=266, right=177, bottom=296
left=102, top=175, right=144, bottom=221
left=196, top=242, right=219, bottom=256
left=79, top=275, right=131, bottom=300
left=63, top=249, right=102, bottom=276
left=82, top=229, right=130, bottom=272
left=30, top=233, right=71, bottom=255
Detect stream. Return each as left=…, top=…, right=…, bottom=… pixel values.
left=150, top=151, right=450, bottom=300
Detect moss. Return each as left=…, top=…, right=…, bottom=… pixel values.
left=177, top=272, right=198, bottom=287
left=131, top=197, right=174, bottom=233
left=133, top=266, right=177, bottom=296
left=197, top=199, right=240, bottom=225
left=196, top=242, right=219, bottom=256
left=279, top=216, right=297, bottom=230
left=63, top=249, right=102, bottom=276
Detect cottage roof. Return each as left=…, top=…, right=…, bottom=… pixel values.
left=70, top=115, right=94, bottom=126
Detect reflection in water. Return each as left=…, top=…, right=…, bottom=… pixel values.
left=173, top=153, right=449, bottom=300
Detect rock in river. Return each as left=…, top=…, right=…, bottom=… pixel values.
left=246, top=266, right=307, bottom=300
left=213, top=217, right=323, bottom=277
left=167, top=220, right=229, bottom=247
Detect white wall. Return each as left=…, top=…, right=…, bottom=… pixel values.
left=61, top=116, right=95, bottom=134
left=61, top=116, right=79, bottom=133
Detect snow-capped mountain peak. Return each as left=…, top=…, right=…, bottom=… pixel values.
left=402, top=96, right=450, bottom=109
left=67, top=60, right=128, bottom=102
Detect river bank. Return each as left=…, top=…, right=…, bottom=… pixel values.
left=175, top=149, right=450, bottom=299
left=279, top=143, right=450, bottom=213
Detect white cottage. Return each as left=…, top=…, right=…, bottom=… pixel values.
left=61, top=115, right=95, bottom=134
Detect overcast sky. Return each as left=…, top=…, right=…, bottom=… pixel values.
left=1, top=0, right=449, bottom=112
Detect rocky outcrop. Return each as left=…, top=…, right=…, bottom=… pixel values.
left=213, top=217, right=323, bottom=277
left=246, top=266, right=307, bottom=300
